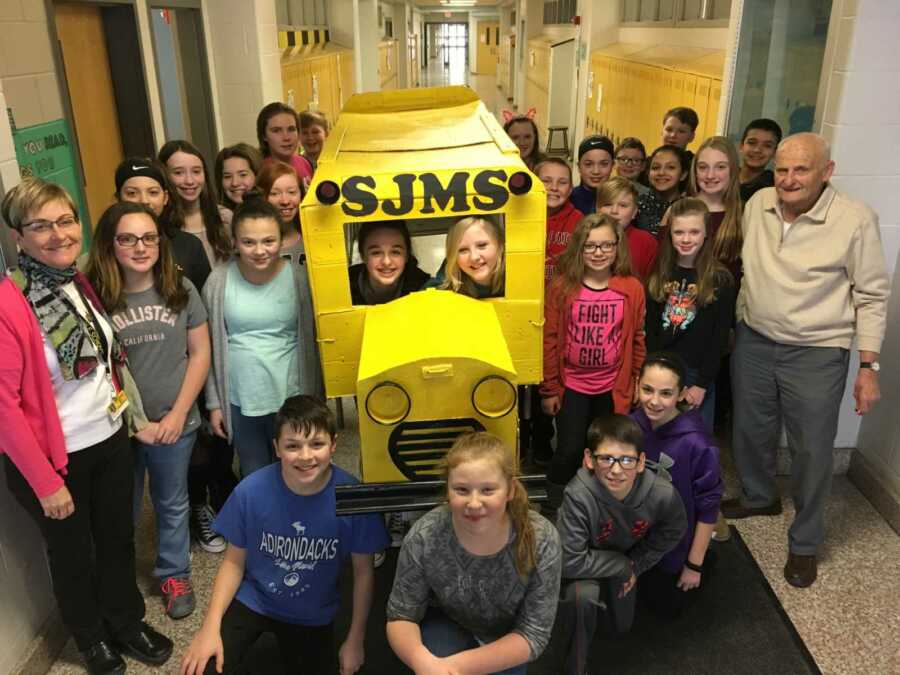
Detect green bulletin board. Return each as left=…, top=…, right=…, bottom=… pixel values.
left=12, top=118, right=91, bottom=248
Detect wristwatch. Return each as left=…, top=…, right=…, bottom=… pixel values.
left=860, top=361, right=881, bottom=372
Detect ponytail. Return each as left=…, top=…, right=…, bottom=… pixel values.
left=507, top=476, right=537, bottom=578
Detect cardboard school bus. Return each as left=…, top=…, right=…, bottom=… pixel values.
left=301, top=86, right=546, bottom=493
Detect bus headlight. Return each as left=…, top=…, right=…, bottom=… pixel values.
left=365, top=382, right=411, bottom=426
left=472, top=376, right=516, bottom=419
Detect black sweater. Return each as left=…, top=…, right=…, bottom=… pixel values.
left=645, top=266, right=736, bottom=388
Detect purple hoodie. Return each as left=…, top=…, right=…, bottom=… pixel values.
left=631, top=408, right=724, bottom=574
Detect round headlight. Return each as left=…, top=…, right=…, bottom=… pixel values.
left=472, top=376, right=517, bottom=419
left=315, top=180, right=340, bottom=204
left=365, top=382, right=411, bottom=426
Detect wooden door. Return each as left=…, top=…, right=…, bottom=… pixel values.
left=54, top=3, right=124, bottom=226
left=475, top=21, right=499, bottom=75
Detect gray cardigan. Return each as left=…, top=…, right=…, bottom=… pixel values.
left=201, top=259, right=324, bottom=440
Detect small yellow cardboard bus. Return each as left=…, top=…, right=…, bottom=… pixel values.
left=301, top=86, right=546, bottom=496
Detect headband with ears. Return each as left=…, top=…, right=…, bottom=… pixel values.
left=501, top=107, right=537, bottom=123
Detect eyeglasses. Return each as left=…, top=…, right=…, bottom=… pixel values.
left=21, top=214, right=79, bottom=235
left=115, top=233, right=161, bottom=248
left=592, top=454, right=640, bottom=470
left=583, top=241, right=617, bottom=254
left=616, top=156, right=644, bottom=166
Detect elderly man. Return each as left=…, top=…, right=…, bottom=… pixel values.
left=723, top=133, right=890, bottom=588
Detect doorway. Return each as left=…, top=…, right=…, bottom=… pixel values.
left=475, top=20, right=499, bottom=75
left=423, top=22, right=468, bottom=86
left=148, top=5, right=217, bottom=164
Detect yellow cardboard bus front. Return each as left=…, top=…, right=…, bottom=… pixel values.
left=357, top=291, right=518, bottom=482
left=300, top=86, right=547, bottom=483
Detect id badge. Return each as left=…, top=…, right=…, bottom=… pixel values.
left=107, top=390, right=130, bottom=421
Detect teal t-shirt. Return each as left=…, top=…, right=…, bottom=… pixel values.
left=225, top=263, right=300, bottom=415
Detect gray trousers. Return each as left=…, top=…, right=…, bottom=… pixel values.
left=562, top=577, right=635, bottom=675
left=731, top=322, right=849, bottom=554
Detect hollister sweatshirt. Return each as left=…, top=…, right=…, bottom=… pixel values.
left=559, top=464, right=687, bottom=581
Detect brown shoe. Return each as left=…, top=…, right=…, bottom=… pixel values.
left=784, top=553, right=817, bottom=588
left=720, top=497, right=782, bottom=519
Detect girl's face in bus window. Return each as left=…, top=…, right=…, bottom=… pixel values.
left=598, top=191, right=637, bottom=228
left=507, top=121, right=535, bottom=160
left=578, top=149, right=614, bottom=189
left=615, top=148, right=645, bottom=180
left=695, top=147, right=731, bottom=201
left=638, top=365, right=685, bottom=428
left=222, top=157, right=256, bottom=205
left=166, top=151, right=205, bottom=204
left=364, top=227, right=408, bottom=289
left=648, top=150, right=685, bottom=196
left=447, top=458, right=512, bottom=538
left=670, top=213, right=706, bottom=265
left=235, top=216, right=281, bottom=271
left=265, top=112, right=300, bottom=161
left=300, top=124, right=328, bottom=157
left=268, top=173, right=302, bottom=223
left=582, top=224, right=618, bottom=275
left=113, top=212, right=159, bottom=277
left=456, top=223, right=500, bottom=285
left=119, top=176, right=168, bottom=217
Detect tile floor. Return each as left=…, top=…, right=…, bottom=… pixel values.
left=45, top=398, right=900, bottom=675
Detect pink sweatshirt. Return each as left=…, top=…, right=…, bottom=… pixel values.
left=0, top=276, right=70, bottom=498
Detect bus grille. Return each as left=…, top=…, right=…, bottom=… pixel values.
left=388, top=418, right=486, bottom=480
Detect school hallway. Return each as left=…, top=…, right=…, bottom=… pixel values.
left=37, top=398, right=900, bottom=675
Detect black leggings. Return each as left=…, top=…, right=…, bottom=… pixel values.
left=206, top=599, right=337, bottom=675
left=548, top=388, right=613, bottom=485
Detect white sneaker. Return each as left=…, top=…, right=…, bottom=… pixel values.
left=374, top=551, right=386, bottom=568
left=191, top=505, right=226, bottom=553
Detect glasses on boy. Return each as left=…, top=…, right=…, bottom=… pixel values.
left=592, top=454, right=640, bottom=470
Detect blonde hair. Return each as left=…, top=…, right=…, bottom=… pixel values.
left=552, top=213, right=633, bottom=298
left=442, top=432, right=535, bottom=578
left=688, top=136, right=743, bottom=265
left=596, top=176, right=639, bottom=212
left=441, top=216, right=505, bottom=297
left=1, top=177, right=78, bottom=232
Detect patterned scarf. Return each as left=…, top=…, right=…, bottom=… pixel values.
left=12, top=252, right=122, bottom=381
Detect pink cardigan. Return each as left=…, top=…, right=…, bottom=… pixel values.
left=0, top=276, right=70, bottom=498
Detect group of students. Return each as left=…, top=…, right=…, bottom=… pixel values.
left=0, top=97, right=783, bottom=675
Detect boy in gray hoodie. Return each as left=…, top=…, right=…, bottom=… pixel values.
left=558, top=414, right=687, bottom=675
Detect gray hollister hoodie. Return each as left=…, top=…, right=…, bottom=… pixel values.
left=558, top=464, right=688, bottom=581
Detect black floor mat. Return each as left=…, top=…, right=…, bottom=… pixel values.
left=245, top=527, right=819, bottom=675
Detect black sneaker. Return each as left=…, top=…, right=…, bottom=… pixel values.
left=191, top=504, right=226, bottom=553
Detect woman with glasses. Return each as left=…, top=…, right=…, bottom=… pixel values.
left=86, top=202, right=211, bottom=621
left=540, top=214, right=646, bottom=519
left=0, top=178, right=173, bottom=674
left=631, top=352, right=723, bottom=619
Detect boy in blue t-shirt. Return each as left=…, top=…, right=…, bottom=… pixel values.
left=180, top=395, right=389, bottom=675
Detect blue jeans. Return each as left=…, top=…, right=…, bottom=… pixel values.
left=133, top=430, right=196, bottom=580
left=230, top=404, right=276, bottom=478
left=420, top=608, right=528, bottom=675
left=685, top=367, right=716, bottom=432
